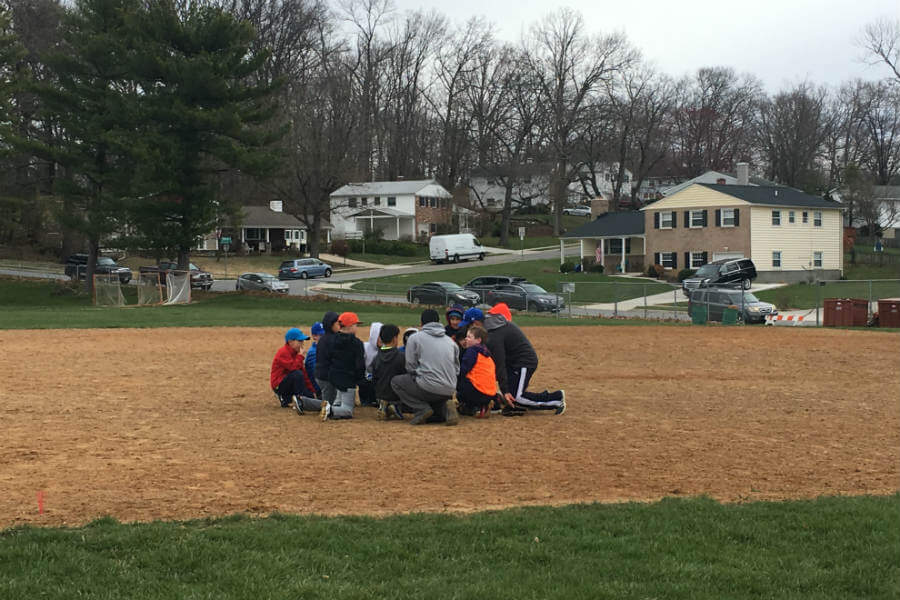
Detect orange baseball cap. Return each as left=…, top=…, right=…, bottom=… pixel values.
left=488, top=303, right=512, bottom=321
left=338, top=311, right=363, bottom=326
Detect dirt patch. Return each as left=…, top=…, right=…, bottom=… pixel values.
left=1, top=326, right=898, bottom=528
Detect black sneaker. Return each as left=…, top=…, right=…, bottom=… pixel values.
left=502, top=406, right=526, bottom=417
left=388, top=404, right=404, bottom=420
left=555, top=391, right=566, bottom=415
left=292, top=396, right=304, bottom=415
left=409, top=407, right=434, bottom=425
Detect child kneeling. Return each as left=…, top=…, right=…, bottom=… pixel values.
left=270, top=328, right=322, bottom=414
left=371, top=324, right=406, bottom=420
left=457, top=326, right=499, bottom=417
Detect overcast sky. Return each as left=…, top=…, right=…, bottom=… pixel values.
left=390, top=0, right=898, bottom=91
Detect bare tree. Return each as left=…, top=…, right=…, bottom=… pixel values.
left=858, top=81, right=900, bottom=185
left=860, top=17, right=900, bottom=83
left=825, top=80, right=871, bottom=192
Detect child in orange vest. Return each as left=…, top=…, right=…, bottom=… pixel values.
left=457, top=325, right=500, bottom=418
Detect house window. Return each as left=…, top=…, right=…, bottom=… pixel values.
left=387, top=197, right=396, bottom=207
left=429, top=223, right=437, bottom=233
left=348, top=197, right=357, bottom=208
left=721, top=208, right=736, bottom=227
left=245, top=228, right=261, bottom=240
left=486, top=198, right=496, bottom=207
left=772, top=251, right=782, bottom=268
left=813, top=251, right=823, bottom=267
left=624, top=175, right=630, bottom=183
left=660, top=252, right=676, bottom=268
left=605, top=173, right=611, bottom=181
left=814, top=211, right=822, bottom=227
left=690, top=210, right=705, bottom=228
left=772, top=210, right=781, bottom=226
left=802, top=211, right=808, bottom=224
left=418, top=197, right=426, bottom=207
left=608, top=238, right=632, bottom=254
left=374, top=197, right=381, bottom=206
left=429, top=198, right=437, bottom=208
left=361, top=197, right=368, bottom=207
left=659, top=211, right=674, bottom=228
left=690, top=252, right=706, bottom=268
left=789, top=211, right=795, bottom=224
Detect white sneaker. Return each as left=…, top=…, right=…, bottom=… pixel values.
left=320, top=402, right=331, bottom=422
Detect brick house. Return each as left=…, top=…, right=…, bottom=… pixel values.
left=329, top=179, right=453, bottom=240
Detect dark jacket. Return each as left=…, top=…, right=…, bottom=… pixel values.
left=314, top=311, right=340, bottom=381
left=328, top=331, right=365, bottom=391
left=483, top=314, right=538, bottom=394
left=372, top=346, right=406, bottom=402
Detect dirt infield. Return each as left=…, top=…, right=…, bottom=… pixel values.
left=1, top=325, right=898, bottom=528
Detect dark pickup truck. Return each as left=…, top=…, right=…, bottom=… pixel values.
left=139, top=261, right=214, bottom=290
left=65, top=254, right=132, bottom=284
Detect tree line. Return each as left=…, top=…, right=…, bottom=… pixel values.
left=1, top=0, right=898, bottom=279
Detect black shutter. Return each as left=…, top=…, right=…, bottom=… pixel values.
left=702, top=210, right=708, bottom=226
left=684, top=252, right=690, bottom=268
left=715, top=209, right=721, bottom=227
left=654, top=252, right=660, bottom=265
left=671, top=211, right=677, bottom=228
left=734, top=209, right=740, bottom=226
left=654, top=212, right=659, bottom=229
left=672, top=253, right=678, bottom=269
left=701, top=251, right=708, bottom=264
left=684, top=211, right=690, bottom=227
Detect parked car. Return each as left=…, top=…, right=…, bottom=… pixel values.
left=236, top=272, right=289, bottom=293
left=139, top=261, right=213, bottom=290
left=485, top=282, right=565, bottom=313
left=463, top=275, right=528, bottom=302
left=406, top=282, right=480, bottom=307
left=429, top=233, right=485, bottom=263
left=562, top=206, right=591, bottom=217
left=687, top=288, right=777, bottom=324
left=681, top=258, right=758, bottom=292
left=278, top=258, right=332, bottom=280
left=64, top=254, right=132, bottom=284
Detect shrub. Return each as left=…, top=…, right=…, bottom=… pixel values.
left=560, top=261, right=575, bottom=273
left=677, top=268, right=696, bottom=282
left=330, top=239, right=349, bottom=258
left=647, top=264, right=665, bottom=279
left=588, top=263, right=606, bottom=273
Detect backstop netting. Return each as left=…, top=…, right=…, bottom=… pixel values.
left=164, top=271, right=191, bottom=305
left=137, top=272, right=164, bottom=306
left=93, top=274, right=126, bottom=307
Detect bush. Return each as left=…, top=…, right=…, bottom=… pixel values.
left=646, top=264, right=665, bottom=279
left=677, top=268, right=696, bottom=282
left=560, top=261, right=575, bottom=273
left=330, top=239, right=349, bottom=258
left=346, top=238, right=419, bottom=256
left=588, top=263, right=606, bottom=273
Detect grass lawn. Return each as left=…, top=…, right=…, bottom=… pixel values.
left=343, top=252, right=428, bottom=265
left=348, top=258, right=675, bottom=303
left=0, top=278, right=666, bottom=329
left=2, top=495, right=897, bottom=599
left=756, top=261, right=900, bottom=309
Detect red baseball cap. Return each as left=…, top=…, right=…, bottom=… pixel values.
left=338, top=312, right=363, bottom=326
left=488, top=303, right=512, bottom=321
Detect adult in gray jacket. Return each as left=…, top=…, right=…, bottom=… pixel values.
left=391, top=309, right=460, bottom=425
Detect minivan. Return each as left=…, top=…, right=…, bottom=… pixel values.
left=278, top=258, right=333, bottom=280
left=682, top=258, right=757, bottom=292
left=429, top=234, right=485, bottom=264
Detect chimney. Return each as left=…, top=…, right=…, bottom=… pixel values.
left=736, top=162, right=749, bottom=186
left=591, top=197, right=609, bottom=219
left=269, top=200, right=283, bottom=212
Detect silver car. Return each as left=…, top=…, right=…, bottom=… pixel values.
left=236, top=272, right=289, bottom=293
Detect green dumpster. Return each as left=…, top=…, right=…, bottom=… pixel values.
left=722, top=307, right=739, bottom=325
left=691, top=305, right=708, bottom=325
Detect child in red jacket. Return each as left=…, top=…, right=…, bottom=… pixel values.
left=270, top=328, right=322, bottom=415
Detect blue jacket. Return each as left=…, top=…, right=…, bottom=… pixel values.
left=305, top=342, right=320, bottom=393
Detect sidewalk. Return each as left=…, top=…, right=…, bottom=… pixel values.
left=318, top=253, right=413, bottom=270
left=583, top=281, right=788, bottom=311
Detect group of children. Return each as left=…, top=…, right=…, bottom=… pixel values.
left=269, top=302, right=565, bottom=424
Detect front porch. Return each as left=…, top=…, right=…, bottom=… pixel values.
left=349, top=208, right=416, bottom=241
left=559, top=236, right=646, bottom=273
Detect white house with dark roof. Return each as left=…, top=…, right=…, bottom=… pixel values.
left=329, top=179, right=453, bottom=240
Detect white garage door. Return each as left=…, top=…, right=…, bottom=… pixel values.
left=712, top=252, right=745, bottom=261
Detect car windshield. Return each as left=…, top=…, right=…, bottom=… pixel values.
left=259, top=274, right=278, bottom=281
left=189, top=263, right=200, bottom=270
left=695, top=264, right=719, bottom=277
left=521, top=284, right=547, bottom=293
left=440, top=283, right=464, bottom=291
left=471, top=238, right=481, bottom=246
left=724, top=292, right=760, bottom=303
left=97, top=257, right=115, bottom=266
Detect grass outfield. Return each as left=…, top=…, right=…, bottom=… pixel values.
left=0, top=278, right=672, bottom=329
left=2, top=496, right=897, bottom=599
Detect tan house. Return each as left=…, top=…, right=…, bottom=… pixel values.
left=642, top=183, right=844, bottom=282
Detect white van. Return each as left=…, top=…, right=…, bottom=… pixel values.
left=429, top=233, right=485, bottom=264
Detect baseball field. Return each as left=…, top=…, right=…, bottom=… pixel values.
left=3, top=324, right=897, bottom=528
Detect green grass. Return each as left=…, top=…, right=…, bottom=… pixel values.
left=344, top=252, right=428, bottom=265
left=0, top=278, right=671, bottom=329
left=756, top=261, right=900, bottom=309
left=1, top=495, right=897, bottom=599
left=348, top=258, right=675, bottom=303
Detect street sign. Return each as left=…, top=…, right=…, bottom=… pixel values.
left=220, top=236, right=232, bottom=245
left=518, top=227, right=525, bottom=240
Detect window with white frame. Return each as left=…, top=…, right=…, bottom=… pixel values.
left=789, top=210, right=795, bottom=223
left=814, top=211, right=822, bottom=226
left=690, top=252, right=706, bottom=268
left=660, top=211, right=674, bottom=228
left=373, top=197, right=381, bottom=206
left=813, top=251, right=822, bottom=267
left=348, top=197, right=357, bottom=208
left=772, top=210, right=781, bottom=226
left=429, top=198, right=437, bottom=208
left=802, top=211, right=808, bottom=223
left=721, top=208, right=736, bottom=227
left=361, top=197, right=368, bottom=207
left=690, top=210, right=705, bottom=228
left=660, top=252, right=675, bottom=268
left=387, top=196, right=396, bottom=206
left=429, top=223, right=437, bottom=233
left=772, top=251, right=782, bottom=267
left=418, top=197, right=426, bottom=207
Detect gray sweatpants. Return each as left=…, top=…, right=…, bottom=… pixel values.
left=316, top=378, right=337, bottom=405
left=391, top=373, right=452, bottom=417
left=331, top=387, right=356, bottom=419
left=296, top=396, right=323, bottom=411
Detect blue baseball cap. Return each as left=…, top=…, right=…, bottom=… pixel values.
left=310, top=322, right=325, bottom=336
left=459, top=307, right=484, bottom=328
left=285, top=327, right=310, bottom=342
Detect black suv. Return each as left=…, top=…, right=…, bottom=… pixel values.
left=682, top=258, right=757, bottom=293
left=463, top=275, right=528, bottom=302
left=64, top=254, right=132, bottom=284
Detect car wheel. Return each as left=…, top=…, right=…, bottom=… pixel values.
left=528, top=302, right=539, bottom=312
left=453, top=254, right=460, bottom=263
left=412, top=296, right=421, bottom=305
left=324, top=268, right=332, bottom=278
left=300, top=271, right=308, bottom=279
left=478, top=253, right=484, bottom=261
left=742, top=278, right=751, bottom=290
